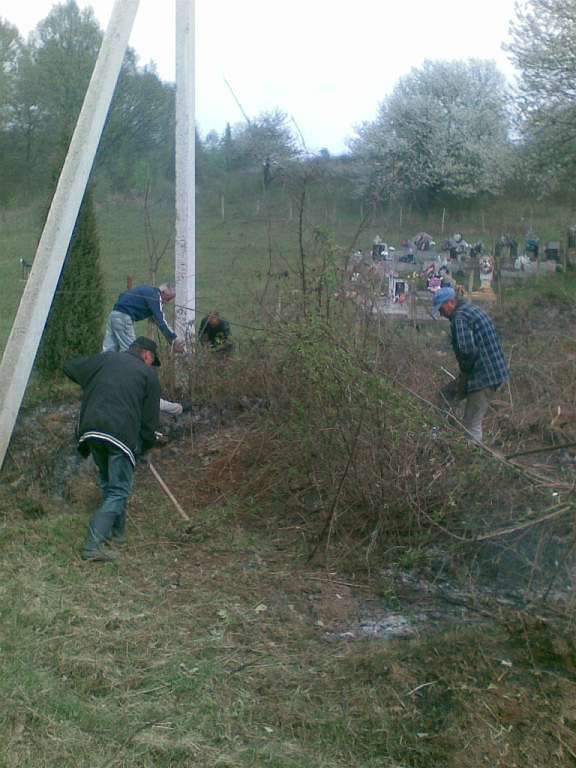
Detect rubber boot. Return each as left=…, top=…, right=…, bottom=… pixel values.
left=83, top=523, right=119, bottom=562
left=82, top=548, right=119, bottom=562
left=109, top=510, right=127, bottom=546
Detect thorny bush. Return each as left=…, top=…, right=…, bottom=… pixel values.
left=179, top=302, right=549, bottom=572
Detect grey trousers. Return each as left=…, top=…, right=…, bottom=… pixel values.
left=463, top=389, right=492, bottom=443
left=102, top=310, right=136, bottom=353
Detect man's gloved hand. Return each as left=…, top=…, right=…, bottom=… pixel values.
left=154, top=431, right=169, bottom=447
left=181, top=400, right=193, bottom=413
left=456, top=373, right=468, bottom=400
left=439, top=374, right=467, bottom=405
left=439, top=380, right=460, bottom=405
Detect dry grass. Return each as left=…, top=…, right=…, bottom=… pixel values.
left=3, top=421, right=576, bottom=766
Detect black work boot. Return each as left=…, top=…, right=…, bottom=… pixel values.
left=84, top=523, right=120, bottom=562
left=81, top=547, right=119, bottom=562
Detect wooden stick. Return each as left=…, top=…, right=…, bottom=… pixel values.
left=148, top=461, right=190, bottom=522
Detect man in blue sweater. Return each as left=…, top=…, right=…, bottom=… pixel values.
left=433, top=287, right=509, bottom=443
left=103, top=284, right=186, bottom=415
left=103, top=283, right=185, bottom=354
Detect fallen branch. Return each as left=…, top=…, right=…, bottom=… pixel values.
left=506, top=441, right=576, bottom=460
left=421, top=503, right=573, bottom=543
left=303, top=574, right=374, bottom=591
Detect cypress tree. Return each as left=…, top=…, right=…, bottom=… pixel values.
left=36, top=186, right=104, bottom=374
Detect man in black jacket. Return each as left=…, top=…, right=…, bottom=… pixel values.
left=64, top=337, right=161, bottom=561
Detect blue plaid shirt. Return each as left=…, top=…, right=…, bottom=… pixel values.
left=449, top=301, right=509, bottom=393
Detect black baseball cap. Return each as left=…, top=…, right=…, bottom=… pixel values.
left=131, top=336, right=161, bottom=366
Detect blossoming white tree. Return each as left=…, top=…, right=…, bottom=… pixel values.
left=349, top=59, right=512, bottom=206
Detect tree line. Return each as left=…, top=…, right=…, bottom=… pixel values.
left=0, top=1, right=175, bottom=202
left=0, top=0, right=574, bottom=209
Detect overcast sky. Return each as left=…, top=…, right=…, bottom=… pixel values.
left=2, top=0, right=520, bottom=154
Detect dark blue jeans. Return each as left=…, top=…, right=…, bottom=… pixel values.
left=85, top=442, right=134, bottom=552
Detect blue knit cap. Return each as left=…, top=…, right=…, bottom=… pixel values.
left=432, top=286, right=456, bottom=314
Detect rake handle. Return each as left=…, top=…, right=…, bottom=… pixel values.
left=148, top=461, right=191, bottom=522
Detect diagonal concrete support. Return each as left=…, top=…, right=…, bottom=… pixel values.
left=0, top=0, right=141, bottom=470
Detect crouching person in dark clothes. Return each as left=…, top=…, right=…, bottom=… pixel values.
left=198, top=311, right=232, bottom=351
left=63, top=337, right=162, bottom=562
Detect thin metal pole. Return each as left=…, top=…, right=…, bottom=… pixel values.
left=175, top=0, right=196, bottom=344
left=0, top=0, right=140, bottom=471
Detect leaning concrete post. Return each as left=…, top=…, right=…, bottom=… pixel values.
left=0, top=0, right=141, bottom=470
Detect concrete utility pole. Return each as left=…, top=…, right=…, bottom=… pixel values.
left=174, top=0, right=196, bottom=344
left=0, top=0, right=140, bottom=470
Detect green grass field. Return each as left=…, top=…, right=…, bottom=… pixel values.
left=0, top=194, right=284, bottom=352
left=2, top=186, right=574, bottom=355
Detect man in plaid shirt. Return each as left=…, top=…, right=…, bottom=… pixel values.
left=433, top=287, right=509, bottom=442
